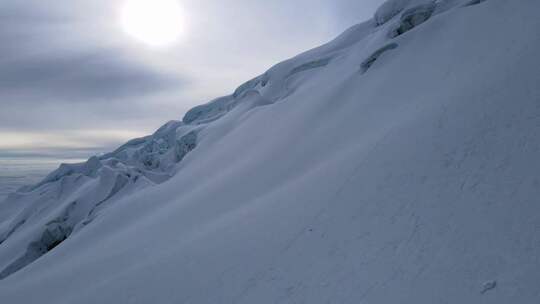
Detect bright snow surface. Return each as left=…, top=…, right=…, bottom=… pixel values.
left=1, top=0, right=540, bottom=302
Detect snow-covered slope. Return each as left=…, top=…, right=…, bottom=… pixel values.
left=1, top=0, right=540, bottom=302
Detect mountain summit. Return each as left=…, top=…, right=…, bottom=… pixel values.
left=1, top=0, right=540, bottom=302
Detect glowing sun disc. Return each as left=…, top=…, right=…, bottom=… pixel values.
left=121, top=0, right=184, bottom=47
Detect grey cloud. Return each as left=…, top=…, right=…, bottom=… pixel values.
left=0, top=0, right=184, bottom=102
left=0, top=50, right=184, bottom=101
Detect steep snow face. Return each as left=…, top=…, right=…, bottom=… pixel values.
left=1, top=0, right=540, bottom=302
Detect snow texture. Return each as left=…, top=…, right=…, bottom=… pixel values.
left=0, top=0, right=539, bottom=302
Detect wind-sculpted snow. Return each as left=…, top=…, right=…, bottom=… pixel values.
left=0, top=202, right=76, bottom=280
left=288, top=58, right=333, bottom=77
left=183, top=96, right=238, bottom=124
left=360, top=43, right=399, bottom=73
left=25, top=156, right=102, bottom=192
left=1, top=0, right=540, bottom=302
left=389, top=3, right=436, bottom=37
left=0, top=120, right=202, bottom=278
left=374, top=0, right=412, bottom=25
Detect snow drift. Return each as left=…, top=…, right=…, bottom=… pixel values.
left=1, top=0, right=540, bottom=302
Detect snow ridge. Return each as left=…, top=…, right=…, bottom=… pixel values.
left=2, top=0, right=540, bottom=303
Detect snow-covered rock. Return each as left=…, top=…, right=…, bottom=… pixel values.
left=1, top=0, right=539, bottom=302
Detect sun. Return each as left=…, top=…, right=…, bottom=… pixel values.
left=120, top=0, right=185, bottom=47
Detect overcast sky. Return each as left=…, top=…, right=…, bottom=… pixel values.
left=0, top=0, right=384, bottom=158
